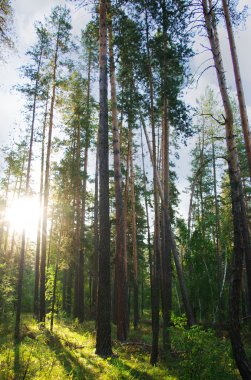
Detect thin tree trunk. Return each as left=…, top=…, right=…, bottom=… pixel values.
left=222, top=0, right=251, bottom=183
left=96, top=0, right=112, bottom=357
left=73, top=120, right=82, bottom=321
left=8, top=158, right=25, bottom=260
left=0, top=167, right=11, bottom=251
left=76, top=49, right=92, bottom=323
left=40, top=28, right=60, bottom=324
left=140, top=111, right=195, bottom=327
left=34, top=98, right=48, bottom=319
left=161, top=102, right=172, bottom=351
left=160, top=0, right=172, bottom=344
left=47, top=209, right=55, bottom=269
left=50, top=225, right=62, bottom=333
left=66, top=266, right=73, bottom=316
left=140, top=127, right=153, bottom=294
left=129, top=128, right=139, bottom=330
left=212, top=140, right=221, bottom=294
left=5, top=172, right=20, bottom=255
left=92, top=139, right=99, bottom=317
left=144, top=7, right=160, bottom=365
left=62, top=269, right=67, bottom=312
left=123, top=139, right=130, bottom=329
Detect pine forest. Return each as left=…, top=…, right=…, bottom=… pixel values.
left=1, top=0, right=251, bottom=379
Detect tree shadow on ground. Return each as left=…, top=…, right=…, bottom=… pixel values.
left=13, top=342, right=20, bottom=380
left=109, top=357, right=156, bottom=380
left=46, top=331, right=96, bottom=379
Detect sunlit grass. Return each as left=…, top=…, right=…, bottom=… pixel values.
left=0, top=314, right=241, bottom=379
left=0, top=316, right=177, bottom=380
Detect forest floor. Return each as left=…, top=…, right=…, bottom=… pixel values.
left=0, top=314, right=243, bottom=379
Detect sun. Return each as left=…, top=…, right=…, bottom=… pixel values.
left=5, top=197, right=41, bottom=241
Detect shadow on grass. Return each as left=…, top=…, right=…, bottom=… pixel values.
left=46, top=331, right=96, bottom=379
left=109, top=357, right=156, bottom=380
left=13, top=342, right=20, bottom=380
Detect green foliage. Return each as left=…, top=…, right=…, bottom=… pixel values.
left=170, top=324, right=239, bottom=379
left=0, top=264, right=16, bottom=320
left=0, top=0, right=14, bottom=57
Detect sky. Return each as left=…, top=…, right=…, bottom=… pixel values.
left=0, top=0, right=250, bottom=220
left=0, top=0, right=91, bottom=144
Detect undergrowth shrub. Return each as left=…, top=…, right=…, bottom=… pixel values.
left=170, top=316, right=239, bottom=379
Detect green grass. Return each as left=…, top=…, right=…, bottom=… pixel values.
left=0, top=315, right=241, bottom=379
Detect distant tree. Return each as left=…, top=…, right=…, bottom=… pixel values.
left=0, top=0, right=14, bottom=58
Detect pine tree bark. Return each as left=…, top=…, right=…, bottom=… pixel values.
left=50, top=224, right=62, bottom=333
left=222, top=0, right=251, bottom=183
left=144, top=7, right=160, bottom=364
left=202, top=0, right=251, bottom=377
left=66, top=266, right=73, bottom=316
left=73, top=120, right=82, bottom=321
left=95, top=0, right=112, bottom=357
left=123, top=140, right=130, bottom=329
left=92, top=139, right=99, bottom=317
left=161, top=102, right=172, bottom=351
left=160, top=0, right=172, bottom=345
left=129, top=127, right=139, bottom=330
left=34, top=98, right=48, bottom=319
left=212, top=140, right=221, bottom=296
left=108, top=11, right=127, bottom=341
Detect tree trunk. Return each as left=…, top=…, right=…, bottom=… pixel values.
left=202, top=1, right=251, bottom=377
left=40, top=31, right=60, bottom=323
left=129, top=128, right=139, bottom=330
left=123, top=140, right=130, bottom=330
left=160, top=0, right=172, bottom=343
left=73, top=120, right=82, bottom=321
left=62, top=269, right=67, bottom=312
left=144, top=8, right=160, bottom=365
left=140, top=111, right=195, bottom=327
left=212, top=140, right=221, bottom=296
left=222, top=0, right=251, bottom=183
left=66, top=266, right=73, bottom=316
left=50, top=226, right=62, bottom=333
left=161, top=101, right=172, bottom=351
left=0, top=167, right=11, bottom=251
left=140, top=127, right=153, bottom=296
left=34, top=98, right=48, bottom=319
left=95, top=0, right=112, bottom=357
left=92, top=139, right=99, bottom=317
left=108, top=11, right=128, bottom=341
left=76, top=49, right=92, bottom=323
